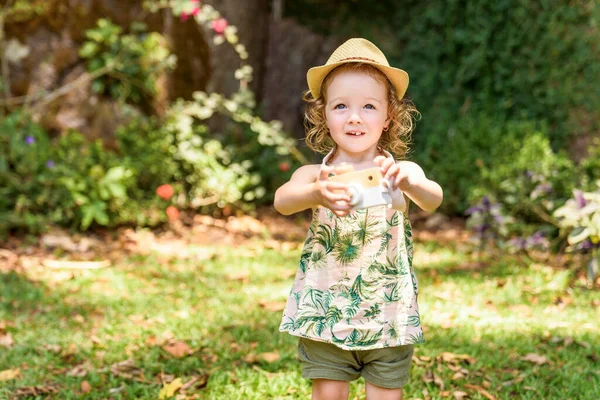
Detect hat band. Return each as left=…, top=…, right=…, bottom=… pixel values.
left=337, top=56, right=379, bottom=64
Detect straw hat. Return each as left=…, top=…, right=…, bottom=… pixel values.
left=307, top=38, right=409, bottom=100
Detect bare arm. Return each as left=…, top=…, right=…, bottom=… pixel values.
left=375, top=157, right=443, bottom=213
left=399, top=161, right=443, bottom=212
left=273, top=164, right=353, bottom=216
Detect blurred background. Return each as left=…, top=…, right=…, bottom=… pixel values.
left=1, top=2, right=599, bottom=398
left=0, top=0, right=599, bottom=265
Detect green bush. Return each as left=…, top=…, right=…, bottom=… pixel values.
left=471, top=128, right=577, bottom=235
left=285, top=1, right=600, bottom=214
left=216, top=119, right=302, bottom=207
left=0, top=112, right=135, bottom=233
left=79, top=18, right=175, bottom=105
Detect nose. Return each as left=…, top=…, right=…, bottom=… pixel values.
left=348, top=111, right=362, bottom=124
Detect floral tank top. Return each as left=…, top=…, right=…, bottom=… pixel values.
left=279, top=151, right=424, bottom=351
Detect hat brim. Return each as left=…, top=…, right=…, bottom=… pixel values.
left=307, top=61, right=409, bottom=100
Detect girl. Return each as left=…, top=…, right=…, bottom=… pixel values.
left=274, top=38, right=443, bottom=400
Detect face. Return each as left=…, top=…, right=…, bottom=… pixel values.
left=324, top=69, right=390, bottom=157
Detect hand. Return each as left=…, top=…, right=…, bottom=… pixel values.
left=314, top=165, right=353, bottom=217
left=374, top=155, right=413, bottom=192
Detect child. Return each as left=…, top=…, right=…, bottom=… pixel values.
left=274, top=38, right=443, bottom=400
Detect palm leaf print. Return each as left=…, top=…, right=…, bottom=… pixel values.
left=374, top=231, right=392, bottom=259
left=299, top=248, right=312, bottom=274
left=354, top=209, right=381, bottom=246
left=406, top=314, right=421, bottom=327
left=386, top=324, right=398, bottom=339
left=302, top=287, right=325, bottom=311
left=383, top=280, right=410, bottom=303
left=315, top=224, right=336, bottom=253
left=325, top=305, right=343, bottom=328
left=334, top=233, right=361, bottom=265
left=280, top=317, right=295, bottom=331
left=334, top=328, right=384, bottom=348
left=293, top=291, right=301, bottom=308
left=340, top=291, right=361, bottom=323
left=294, top=313, right=325, bottom=335
left=364, top=304, right=381, bottom=319
left=387, top=211, right=400, bottom=227
left=407, top=331, right=425, bottom=344
left=309, top=249, right=327, bottom=269
left=350, top=274, right=377, bottom=300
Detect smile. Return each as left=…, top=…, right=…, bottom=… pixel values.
left=346, top=131, right=365, bottom=136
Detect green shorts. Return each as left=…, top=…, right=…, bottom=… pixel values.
left=297, top=337, right=414, bottom=389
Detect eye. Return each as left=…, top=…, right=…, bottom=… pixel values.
left=334, top=104, right=346, bottom=110
left=365, top=104, right=376, bottom=110
left=368, top=175, right=373, bottom=181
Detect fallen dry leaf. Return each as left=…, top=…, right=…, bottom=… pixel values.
left=259, top=351, right=280, bottom=363
left=0, top=368, right=20, bottom=381
left=423, top=370, right=445, bottom=390
left=227, top=271, right=250, bottom=283
left=181, top=373, right=209, bottom=390
left=451, top=371, right=467, bottom=380
left=453, top=390, right=469, bottom=400
left=464, top=384, right=496, bottom=400
left=66, top=362, right=92, bottom=377
left=81, top=380, right=92, bottom=393
left=259, top=300, right=287, bottom=312
left=158, top=377, right=183, bottom=399
left=162, top=340, right=193, bottom=358
left=521, top=353, right=549, bottom=365
left=13, top=384, right=60, bottom=396
left=110, top=359, right=145, bottom=381
left=0, top=332, right=14, bottom=348
left=440, top=352, right=476, bottom=364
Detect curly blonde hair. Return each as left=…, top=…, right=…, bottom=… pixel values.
left=303, top=63, right=420, bottom=159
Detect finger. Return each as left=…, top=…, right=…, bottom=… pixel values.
left=326, top=192, right=352, bottom=203
left=326, top=181, right=351, bottom=192
left=380, top=158, right=395, bottom=173
left=373, top=155, right=386, bottom=166
left=384, top=163, right=400, bottom=184
left=394, top=171, right=409, bottom=190
left=319, top=165, right=335, bottom=180
left=334, top=210, right=350, bottom=217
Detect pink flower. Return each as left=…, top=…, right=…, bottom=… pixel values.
left=211, top=18, right=228, bottom=34
left=180, top=4, right=200, bottom=22
left=166, top=206, right=180, bottom=221
left=156, top=184, right=174, bottom=200
left=278, top=162, right=290, bottom=172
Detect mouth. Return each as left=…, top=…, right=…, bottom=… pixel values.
left=346, top=131, right=366, bottom=136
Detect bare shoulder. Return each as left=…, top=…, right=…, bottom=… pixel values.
left=398, top=160, right=425, bottom=175
left=289, top=164, right=321, bottom=183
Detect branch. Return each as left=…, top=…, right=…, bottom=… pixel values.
left=0, top=0, right=16, bottom=99
left=0, top=64, right=111, bottom=107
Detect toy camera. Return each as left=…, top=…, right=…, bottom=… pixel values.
left=329, top=167, right=392, bottom=210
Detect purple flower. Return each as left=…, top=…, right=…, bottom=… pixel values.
left=465, top=205, right=482, bottom=216
left=509, top=237, right=527, bottom=250
left=573, top=190, right=587, bottom=209
left=474, top=223, right=490, bottom=233
left=25, top=135, right=35, bottom=145
left=482, top=195, right=491, bottom=208
left=46, top=160, right=55, bottom=168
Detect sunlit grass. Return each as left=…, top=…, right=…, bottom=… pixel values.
left=1, top=237, right=599, bottom=399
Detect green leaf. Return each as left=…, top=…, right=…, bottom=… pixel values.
left=79, top=42, right=98, bottom=58
left=567, top=226, right=589, bottom=245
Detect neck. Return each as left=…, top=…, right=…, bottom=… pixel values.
left=329, top=146, right=385, bottom=167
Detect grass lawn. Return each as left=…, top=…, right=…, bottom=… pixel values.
left=1, top=224, right=599, bottom=399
